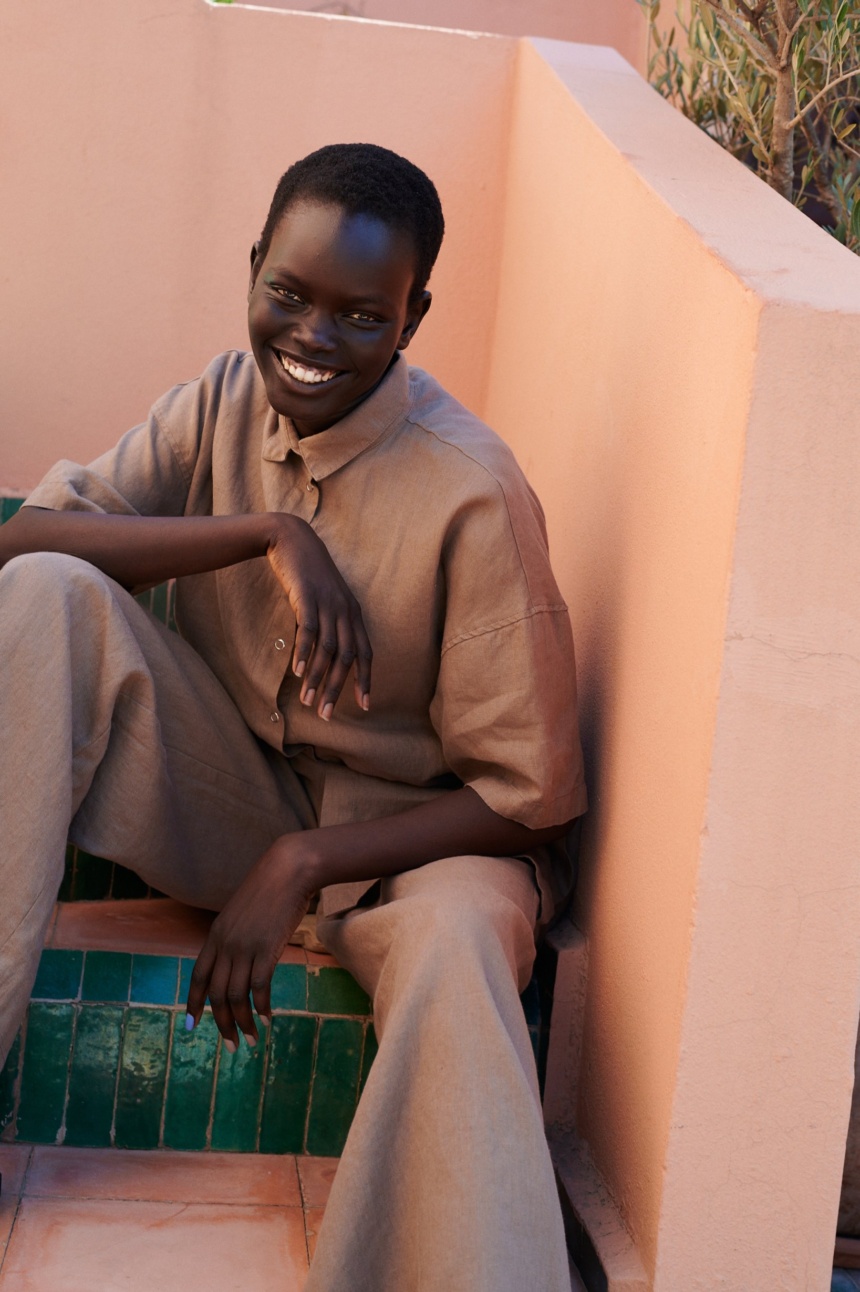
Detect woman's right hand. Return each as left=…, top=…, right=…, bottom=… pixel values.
left=266, top=514, right=372, bottom=720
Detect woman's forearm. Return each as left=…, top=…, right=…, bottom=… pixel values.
left=298, top=787, right=573, bottom=893
left=0, top=506, right=288, bottom=589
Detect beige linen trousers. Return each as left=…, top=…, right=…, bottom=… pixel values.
left=0, top=551, right=571, bottom=1291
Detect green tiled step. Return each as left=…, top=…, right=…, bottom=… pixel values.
left=0, top=946, right=548, bottom=1156
left=60, top=845, right=165, bottom=901
left=0, top=947, right=375, bottom=1156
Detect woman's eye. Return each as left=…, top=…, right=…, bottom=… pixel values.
left=346, top=312, right=379, bottom=323
left=272, top=286, right=303, bottom=304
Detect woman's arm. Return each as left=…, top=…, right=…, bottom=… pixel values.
left=185, top=788, right=574, bottom=1048
left=0, top=507, right=373, bottom=717
left=0, top=506, right=295, bottom=588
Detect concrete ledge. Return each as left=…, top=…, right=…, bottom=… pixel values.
left=550, top=1130, right=648, bottom=1292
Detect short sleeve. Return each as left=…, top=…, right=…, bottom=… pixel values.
left=430, top=608, right=586, bottom=829
left=428, top=467, right=587, bottom=830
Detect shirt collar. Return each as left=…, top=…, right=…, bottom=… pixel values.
left=261, top=354, right=410, bottom=479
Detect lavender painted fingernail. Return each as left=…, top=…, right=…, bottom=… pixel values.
left=185, top=1013, right=195, bottom=1031
left=224, top=1038, right=237, bottom=1054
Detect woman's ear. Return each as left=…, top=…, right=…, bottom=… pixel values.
left=397, top=291, right=432, bottom=351
left=248, top=240, right=263, bottom=297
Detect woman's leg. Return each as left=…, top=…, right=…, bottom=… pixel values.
left=310, top=855, right=571, bottom=1292
left=0, top=551, right=312, bottom=1067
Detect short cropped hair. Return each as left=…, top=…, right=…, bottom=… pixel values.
left=258, top=143, right=445, bottom=301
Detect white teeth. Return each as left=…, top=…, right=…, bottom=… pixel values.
left=279, top=354, right=339, bottom=385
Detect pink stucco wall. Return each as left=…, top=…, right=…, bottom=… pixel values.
left=3, top=5, right=860, bottom=1289
left=0, top=0, right=513, bottom=490
left=488, top=38, right=860, bottom=1288
left=257, top=0, right=651, bottom=71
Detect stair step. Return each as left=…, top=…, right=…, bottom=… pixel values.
left=1, top=899, right=548, bottom=1158
left=0, top=1142, right=335, bottom=1289
left=1, top=900, right=374, bottom=1158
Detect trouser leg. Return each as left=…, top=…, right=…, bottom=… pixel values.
left=309, top=855, right=571, bottom=1292
left=0, top=552, right=312, bottom=1067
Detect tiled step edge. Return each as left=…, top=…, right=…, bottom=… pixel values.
left=1, top=945, right=547, bottom=1157
left=0, top=947, right=375, bottom=1157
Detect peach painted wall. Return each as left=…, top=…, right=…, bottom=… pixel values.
left=0, top=0, right=514, bottom=490
left=4, top=5, right=860, bottom=1288
left=486, top=37, right=860, bottom=1288
left=258, top=0, right=652, bottom=71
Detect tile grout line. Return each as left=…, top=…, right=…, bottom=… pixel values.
left=0, top=1146, right=34, bottom=1277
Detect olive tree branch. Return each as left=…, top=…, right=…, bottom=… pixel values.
left=788, top=66, right=860, bottom=129
left=699, top=0, right=779, bottom=67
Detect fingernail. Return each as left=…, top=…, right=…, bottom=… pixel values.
left=302, top=688, right=315, bottom=707
left=242, top=1032, right=257, bottom=1048
left=185, top=1013, right=195, bottom=1031
left=259, top=1014, right=271, bottom=1028
left=295, top=660, right=306, bottom=677
left=321, top=703, right=333, bottom=722
left=362, top=694, right=370, bottom=712
left=223, top=1038, right=237, bottom=1054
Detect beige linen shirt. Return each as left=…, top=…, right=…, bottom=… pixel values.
left=25, top=351, right=586, bottom=922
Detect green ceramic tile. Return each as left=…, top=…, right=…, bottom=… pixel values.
left=211, top=1031, right=266, bottom=1152
left=259, top=1014, right=316, bottom=1154
left=270, top=963, right=306, bottom=1012
left=358, top=1023, right=378, bottom=1097
left=130, top=956, right=179, bottom=1006
left=305, top=1017, right=363, bottom=1157
left=81, top=951, right=132, bottom=1003
left=31, top=950, right=83, bottom=1001
left=150, top=582, right=169, bottom=624
left=178, top=958, right=195, bottom=1007
left=16, top=1003, right=75, bottom=1144
left=0, top=1032, right=21, bottom=1132
left=65, top=1005, right=123, bottom=1147
left=114, top=1008, right=171, bottom=1149
left=0, top=497, right=24, bottom=523
left=520, top=975, right=541, bottom=1027
left=58, top=842, right=76, bottom=902
left=110, top=865, right=150, bottom=899
left=163, top=1012, right=219, bottom=1150
left=69, top=850, right=113, bottom=901
left=307, top=967, right=371, bottom=1017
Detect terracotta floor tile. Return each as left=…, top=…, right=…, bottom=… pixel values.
left=49, top=899, right=215, bottom=957
left=305, top=949, right=337, bottom=966
left=297, top=1156, right=338, bottom=1208
left=304, top=1205, right=326, bottom=1263
left=49, top=900, right=309, bottom=963
left=26, top=1146, right=301, bottom=1207
left=0, top=1146, right=32, bottom=1255
left=0, top=1197, right=309, bottom=1291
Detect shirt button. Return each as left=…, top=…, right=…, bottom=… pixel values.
left=269, top=712, right=281, bottom=723
left=274, top=638, right=286, bottom=651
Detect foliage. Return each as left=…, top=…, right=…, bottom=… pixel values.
left=637, top=0, right=860, bottom=254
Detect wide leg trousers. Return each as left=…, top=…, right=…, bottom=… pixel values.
left=0, top=552, right=570, bottom=1291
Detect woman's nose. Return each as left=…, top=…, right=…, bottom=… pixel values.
left=291, top=308, right=337, bottom=353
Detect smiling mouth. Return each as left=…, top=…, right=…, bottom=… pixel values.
left=275, top=351, right=343, bottom=386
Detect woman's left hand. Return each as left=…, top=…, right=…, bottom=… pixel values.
left=184, top=835, right=320, bottom=1049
